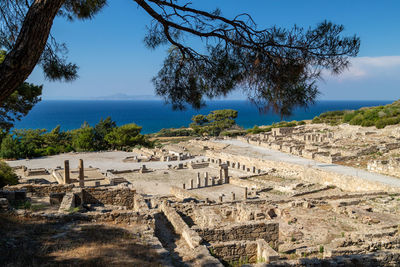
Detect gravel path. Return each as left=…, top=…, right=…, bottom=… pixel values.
left=217, top=139, right=400, bottom=188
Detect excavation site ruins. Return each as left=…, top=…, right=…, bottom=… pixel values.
left=3, top=123, right=400, bottom=266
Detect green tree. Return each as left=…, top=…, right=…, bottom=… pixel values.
left=0, top=1, right=359, bottom=117
left=105, top=123, right=145, bottom=150
left=0, top=134, right=20, bottom=159
left=190, top=109, right=238, bottom=136
left=0, top=161, right=18, bottom=188
left=93, top=117, right=116, bottom=150
left=43, top=125, right=72, bottom=154
left=71, top=123, right=95, bottom=151
left=14, top=129, right=46, bottom=158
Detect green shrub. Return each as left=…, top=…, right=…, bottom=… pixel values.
left=156, top=128, right=195, bottom=137
left=349, top=114, right=364, bottom=125
left=361, top=120, right=375, bottom=127
left=343, top=111, right=356, bottom=122
left=375, top=120, right=387, bottom=129
left=312, top=117, right=322, bottom=123
left=0, top=161, right=18, bottom=188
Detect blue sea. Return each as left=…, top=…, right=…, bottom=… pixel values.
left=13, top=100, right=393, bottom=134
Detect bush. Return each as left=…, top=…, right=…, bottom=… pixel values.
left=312, top=117, right=322, bottom=123
left=343, top=112, right=356, bottom=122
left=0, top=161, right=18, bottom=188
left=361, top=120, right=375, bottom=127
left=312, top=101, right=400, bottom=129
left=156, top=128, right=195, bottom=137
left=375, top=120, right=386, bottom=129
left=349, top=114, right=363, bottom=125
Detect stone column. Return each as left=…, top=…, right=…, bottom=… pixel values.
left=204, top=177, right=208, bottom=187
left=244, top=187, right=248, bottom=200
left=79, top=159, right=84, bottom=187
left=197, top=173, right=201, bottom=188
left=190, top=179, right=194, bottom=189
left=64, top=160, right=70, bottom=184
left=219, top=168, right=223, bottom=181
left=212, top=177, right=215, bottom=186
left=223, top=165, right=229, bottom=184
left=252, top=166, right=256, bottom=173
left=237, top=162, right=240, bottom=169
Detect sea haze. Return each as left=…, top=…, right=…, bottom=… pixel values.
left=13, top=100, right=393, bottom=134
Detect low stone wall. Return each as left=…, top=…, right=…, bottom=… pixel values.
left=4, top=184, right=75, bottom=197
left=160, top=202, right=202, bottom=249
left=229, top=176, right=268, bottom=190
left=189, top=162, right=209, bottom=169
left=206, top=150, right=400, bottom=192
left=189, top=139, right=229, bottom=150
left=83, top=186, right=136, bottom=209
left=170, top=186, right=204, bottom=201
left=211, top=241, right=258, bottom=264
left=25, top=168, right=48, bottom=176
left=194, top=221, right=279, bottom=245
left=368, top=158, right=400, bottom=178
left=267, top=250, right=400, bottom=266
left=211, top=239, right=279, bottom=264
left=160, top=202, right=223, bottom=266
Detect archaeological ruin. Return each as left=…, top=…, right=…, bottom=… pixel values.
left=2, top=124, right=400, bottom=266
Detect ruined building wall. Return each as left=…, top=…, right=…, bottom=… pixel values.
left=211, top=241, right=258, bottom=264
left=193, top=221, right=279, bottom=245
left=206, top=151, right=400, bottom=192
left=82, top=187, right=136, bottom=209
left=3, top=184, right=74, bottom=197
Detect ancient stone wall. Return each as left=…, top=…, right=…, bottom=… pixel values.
left=367, top=158, right=400, bottom=178
left=211, top=241, right=258, bottom=263
left=82, top=186, right=136, bottom=209
left=4, top=184, right=75, bottom=197
left=160, top=202, right=223, bottom=266
left=194, top=221, right=279, bottom=245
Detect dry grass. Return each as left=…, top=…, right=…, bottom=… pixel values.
left=0, top=214, right=161, bottom=266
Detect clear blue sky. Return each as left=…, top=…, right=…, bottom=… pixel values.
left=28, top=0, right=400, bottom=101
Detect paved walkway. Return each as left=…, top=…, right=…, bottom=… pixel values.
left=217, top=139, right=400, bottom=188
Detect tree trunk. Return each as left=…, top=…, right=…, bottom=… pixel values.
left=0, top=0, right=65, bottom=103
